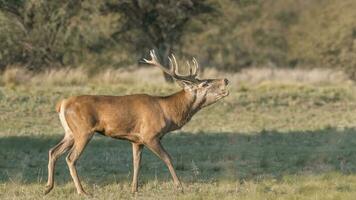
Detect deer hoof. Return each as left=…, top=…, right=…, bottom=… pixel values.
left=78, top=190, right=92, bottom=197
left=176, top=186, right=184, bottom=194
left=44, top=185, right=53, bottom=195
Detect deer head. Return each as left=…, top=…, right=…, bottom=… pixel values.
left=143, top=50, right=229, bottom=109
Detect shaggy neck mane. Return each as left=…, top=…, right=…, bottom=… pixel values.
left=159, top=90, right=196, bottom=127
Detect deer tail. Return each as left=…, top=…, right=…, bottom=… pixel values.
left=55, top=100, right=63, bottom=113
left=57, top=99, right=72, bottom=134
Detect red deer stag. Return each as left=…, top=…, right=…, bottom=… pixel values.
left=45, top=50, right=229, bottom=195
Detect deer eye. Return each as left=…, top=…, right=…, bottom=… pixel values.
left=201, top=82, right=210, bottom=87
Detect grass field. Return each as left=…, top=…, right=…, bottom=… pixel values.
left=1, top=68, right=356, bottom=199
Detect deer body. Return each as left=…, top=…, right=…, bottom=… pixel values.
left=45, top=50, right=229, bottom=195
left=60, top=90, right=195, bottom=143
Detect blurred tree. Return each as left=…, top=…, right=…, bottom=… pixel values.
left=0, top=0, right=88, bottom=70
left=103, top=0, right=216, bottom=81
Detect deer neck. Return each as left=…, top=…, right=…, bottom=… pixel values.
left=160, top=89, right=197, bottom=128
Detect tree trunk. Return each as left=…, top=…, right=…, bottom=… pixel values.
left=157, top=43, right=174, bottom=83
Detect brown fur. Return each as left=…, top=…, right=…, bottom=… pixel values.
left=45, top=52, right=229, bottom=195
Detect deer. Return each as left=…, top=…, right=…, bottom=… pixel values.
left=44, top=50, right=229, bottom=195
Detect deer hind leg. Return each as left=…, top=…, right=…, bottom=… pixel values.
left=66, top=133, right=93, bottom=195
left=145, top=139, right=183, bottom=192
left=45, top=135, right=74, bottom=195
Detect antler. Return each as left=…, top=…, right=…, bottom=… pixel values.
left=143, top=50, right=199, bottom=82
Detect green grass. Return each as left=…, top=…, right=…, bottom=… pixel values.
left=1, top=78, right=356, bottom=199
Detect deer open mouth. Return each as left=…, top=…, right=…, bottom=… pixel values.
left=222, top=84, right=230, bottom=96
left=217, top=90, right=229, bottom=99
left=222, top=90, right=229, bottom=97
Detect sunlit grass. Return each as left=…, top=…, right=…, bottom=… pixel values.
left=1, top=68, right=356, bottom=199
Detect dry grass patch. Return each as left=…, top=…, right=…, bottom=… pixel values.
left=0, top=66, right=32, bottom=86
left=0, top=66, right=351, bottom=88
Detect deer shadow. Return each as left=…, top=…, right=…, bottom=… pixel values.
left=1, top=127, right=356, bottom=186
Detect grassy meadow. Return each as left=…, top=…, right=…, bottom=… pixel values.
left=1, top=67, right=356, bottom=199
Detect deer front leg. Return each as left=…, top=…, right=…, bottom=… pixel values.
left=145, top=139, right=183, bottom=192
left=131, top=143, right=143, bottom=193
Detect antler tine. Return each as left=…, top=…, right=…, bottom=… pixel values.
left=168, top=56, right=176, bottom=77
left=142, top=50, right=156, bottom=65
left=186, top=61, right=193, bottom=76
left=150, top=50, right=158, bottom=62
left=144, top=49, right=199, bottom=82
left=143, top=50, right=174, bottom=77
left=192, top=57, right=199, bottom=77
left=170, top=54, right=180, bottom=77
left=170, top=54, right=199, bottom=81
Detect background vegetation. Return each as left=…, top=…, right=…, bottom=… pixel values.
left=1, top=0, right=356, bottom=78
